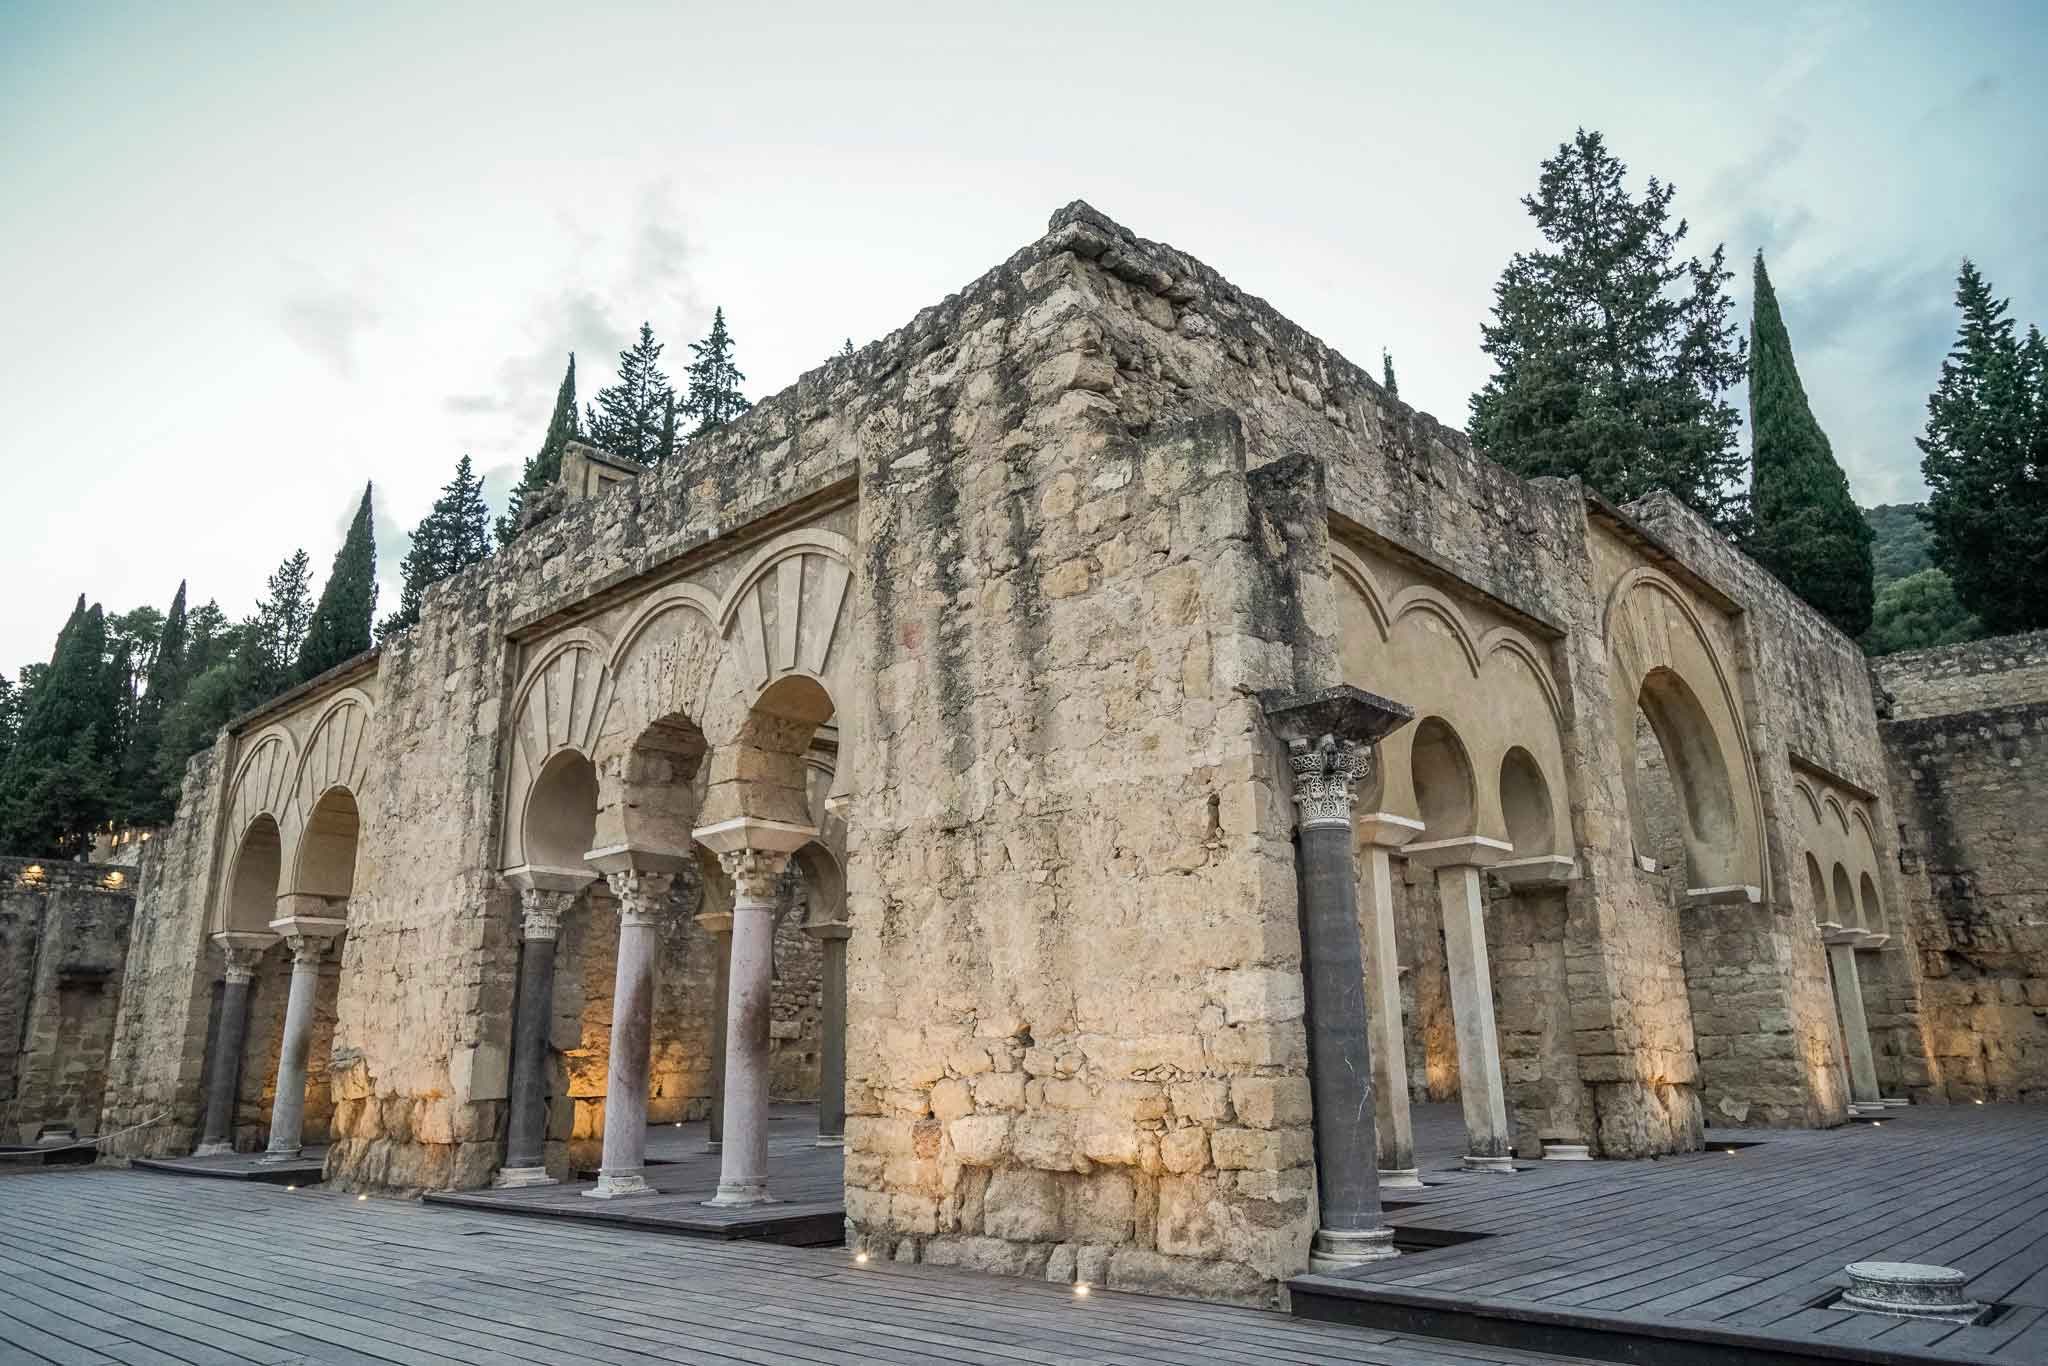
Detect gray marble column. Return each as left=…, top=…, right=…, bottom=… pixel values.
left=707, top=846, right=792, bottom=1206
left=497, top=885, right=580, bottom=1187
left=1265, top=685, right=1414, bottom=1273
left=260, top=918, right=344, bottom=1163
left=194, top=936, right=270, bottom=1156
left=808, top=920, right=850, bottom=1146
left=1822, top=923, right=1886, bottom=1113
left=586, top=869, right=674, bottom=1199
left=695, top=908, right=733, bottom=1151
left=1358, top=814, right=1424, bottom=1188
left=1410, top=837, right=1515, bottom=1171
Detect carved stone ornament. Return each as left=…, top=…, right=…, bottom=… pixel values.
left=605, top=871, right=675, bottom=929
left=520, top=888, right=576, bottom=942
left=1289, top=734, right=1373, bottom=830
left=718, top=847, right=792, bottom=906
left=220, top=944, right=265, bottom=985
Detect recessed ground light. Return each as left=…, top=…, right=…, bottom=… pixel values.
left=357, top=1194, right=368, bottom=1201
left=285, top=1185, right=296, bottom=1192
left=1073, top=1283, right=1091, bottom=1297
left=854, top=1251, right=869, bottom=1264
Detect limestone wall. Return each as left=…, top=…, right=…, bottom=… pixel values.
left=1878, top=633, right=2048, bottom=1102
left=0, top=858, right=135, bottom=1142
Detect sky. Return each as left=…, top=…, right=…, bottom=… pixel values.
left=2, top=1, right=2042, bottom=673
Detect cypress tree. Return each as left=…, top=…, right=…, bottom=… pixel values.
left=496, top=354, right=579, bottom=546
left=657, top=392, right=677, bottom=464
left=0, top=598, right=116, bottom=855
left=840, top=338, right=855, bottom=359
left=1382, top=349, right=1399, bottom=398
left=1470, top=129, right=1748, bottom=534
left=587, top=324, right=674, bottom=463
left=296, top=484, right=378, bottom=683
left=1746, top=253, right=1875, bottom=637
left=1920, top=262, right=2048, bottom=633
left=381, top=457, right=492, bottom=639
left=122, top=581, right=189, bottom=823
left=683, top=307, right=750, bottom=439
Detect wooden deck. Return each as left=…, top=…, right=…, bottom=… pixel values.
left=424, top=1104, right=845, bottom=1246
left=131, top=1145, right=327, bottom=1186
left=1295, top=1102, right=2048, bottom=1364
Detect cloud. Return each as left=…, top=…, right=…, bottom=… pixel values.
left=278, top=287, right=382, bottom=379
left=1917, top=72, right=2001, bottom=128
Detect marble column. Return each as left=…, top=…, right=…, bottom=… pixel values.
left=498, top=877, right=587, bottom=1187
left=585, top=867, right=675, bottom=1198
left=693, top=816, right=815, bottom=1209
left=260, top=915, right=346, bottom=1163
left=194, top=934, right=272, bottom=1156
left=1822, top=923, right=1888, bottom=1114
left=1358, top=813, right=1424, bottom=1189
left=1408, top=836, right=1516, bottom=1172
left=695, top=908, right=733, bottom=1152
left=808, top=919, right=850, bottom=1147
left=1265, top=685, right=1414, bottom=1272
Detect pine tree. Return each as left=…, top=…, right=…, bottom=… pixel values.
left=496, top=354, right=579, bottom=546
left=586, top=324, right=675, bottom=463
left=380, top=457, right=492, bottom=639
left=1382, top=349, right=1399, bottom=398
left=0, top=598, right=117, bottom=855
left=657, top=392, right=677, bottom=464
left=297, top=484, right=379, bottom=682
left=683, top=307, right=751, bottom=439
left=1920, top=262, right=2048, bottom=633
left=1746, top=253, right=1875, bottom=637
left=242, top=551, right=315, bottom=706
left=1470, top=129, right=1749, bottom=534
left=840, top=338, right=855, bottom=359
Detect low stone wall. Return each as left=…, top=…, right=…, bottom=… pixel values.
left=1874, top=632, right=2048, bottom=723
left=0, top=857, right=135, bottom=1142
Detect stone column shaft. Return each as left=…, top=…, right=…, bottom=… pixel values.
left=1829, top=941, right=1881, bottom=1107
left=708, top=848, right=789, bottom=1207
left=499, top=888, right=575, bottom=1187
left=811, top=923, right=850, bottom=1146
left=587, top=871, right=673, bottom=1199
left=1436, top=865, right=1513, bottom=1170
left=705, top=919, right=732, bottom=1151
left=1362, top=844, right=1418, bottom=1187
left=261, top=934, right=335, bottom=1162
left=194, top=943, right=264, bottom=1156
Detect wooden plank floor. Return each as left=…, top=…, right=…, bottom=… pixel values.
left=131, top=1147, right=327, bottom=1187
left=0, top=1165, right=1602, bottom=1366
left=1295, top=1102, right=2048, bottom=1364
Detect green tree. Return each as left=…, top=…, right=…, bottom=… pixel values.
left=496, top=354, right=579, bottom=546
left=840, top=337, right=855, bottom=359
left=1862, top=568, right=1982, bottom=655
left=185, top=599, right=236, bottom=675
left=682, top=307, right=751, bottom=438
left=297, top=484, right=379, bottom=682
left=1470, top=129, right=1748, bottom=534
left=0, top=598, right=118, bottom=855
left=1745, top=253, right=1875, bottom=636
left=586, top=324, right=675, bottom=463
left=1864, top=503, right=1934, bottom=586
left=1381, top=349, right=1399, bottom=398
left=242, top=550, right=314, bottom=706
left=381, top=456, right=492, bottom=639
left=1920, top=262, right=2048, bottom=633
left=123, top=581, right=191, bottom=824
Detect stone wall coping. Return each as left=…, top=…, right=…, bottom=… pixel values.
left=1406, top=835, right=1514, bottom=870
left=1684, top=884, right=1763, bottom=907
left=688, top=817, right=817, bottom=856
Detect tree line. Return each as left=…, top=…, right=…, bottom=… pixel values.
left=1467, top=128, right=2043, bottom=653
left=0, top=311, right=753, bottom=857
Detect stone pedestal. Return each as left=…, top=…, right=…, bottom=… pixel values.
left=194, top=933, right=274, bottom=1156
left=807, top=920, right=850, bottom=1147
left=1409, top=836, right=1516, bottom=1172
left=693, top=816, right=817, bottom=1209
left=584, top=849, right=684, bottom=1199
left=1358, top=812, right=1425, bottom=1189
left=1264, top=685, right=1415, bottom=1271
left=1821, top=923, right=1889, bottom=1114
left=498, top=867, right=592, bottom=1188
left=259, top=914, right=347, bottom=1163
left=695, top=908, right=733, bottom=1152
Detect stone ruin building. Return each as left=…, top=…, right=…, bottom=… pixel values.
left=5, top=202, right=2042, bottom=1305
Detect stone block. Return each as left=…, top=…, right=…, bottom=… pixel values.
left=1228, top=1076, right=1312, bottom=1129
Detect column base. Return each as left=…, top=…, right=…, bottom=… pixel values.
left=705, top=1140, right=722, bottom=1153
left=815, top=1135, right=845, bottom=1149
left=1308, top=1225, right=1399, bottom=1271
left=704, top=1181, right=776, bottom=1208
left=1849, top=1102, right=1888, bottom=1117
left=1462, top=1154, right=1517, bottom=1173
left=493, top=1165, right=558, bottom=1189
left=584, top=1170, right=656, bottom=1199
left=1542, top=1143, right=1593, bottom=1161
left=1376, top=1167, right=1423, bottom=1189
left=192, top=1141, right=234, bottom=1158
left=258, top=1146, right=303, bottom=1165
left=1880, top=1097, right=1910, bottom=1108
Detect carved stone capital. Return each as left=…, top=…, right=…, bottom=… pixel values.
left=520, top=888, right=578, bottom=942
left=718, top=847, right=792, bottom=906
left=285, top=933, right=336, bottom=969
left=220, top=944, right=265, bottom=984
left=1287, top=734, right=1374, bottom=830
left=605, top=870, right=675, bottom=929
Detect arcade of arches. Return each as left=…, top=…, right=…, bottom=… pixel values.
left=89, top=202, right=1977, bottom=1309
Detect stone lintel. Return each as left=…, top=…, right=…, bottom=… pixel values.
left=1260, top=684, right=1414, bottom=747
left=1405, top=835, right=1514, bottom=871
left=583, top=843, right=693, bottom=877
left=805, top=920, right=852, bottom=941
left=266, top=914, right=347, bottom=941
left=688, top=816, right=817, bottom=857
left=1684, top=883, right=1763, bottom=907
left=1491, top=854, right=1578, bottom=890
left=1358, top=812, right=1426, bottom=848
left=503, top=862, right=600, bottom=895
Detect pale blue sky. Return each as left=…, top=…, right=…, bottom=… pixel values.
left=2, top=1, right=2041, bottom=671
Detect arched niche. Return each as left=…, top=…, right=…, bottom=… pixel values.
left=1410, top=717, right=1476, bottom=839
left=523, top=749, right=600, bottom=871
left=225, top=816, right=282, bottom=933
left=1633, top=668, right=1744, bottom=889
left=1805, top=852, right=1831, bottom=920
left=1499, top=747, right=1553, bottom=857
left=292, top=787, right=360, bottom=902
left=1832, top=863, right=1860, bottom=931
left=1858, top=872, right=1883, bottom=934
left=711, top=675, right=838, bottom=828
